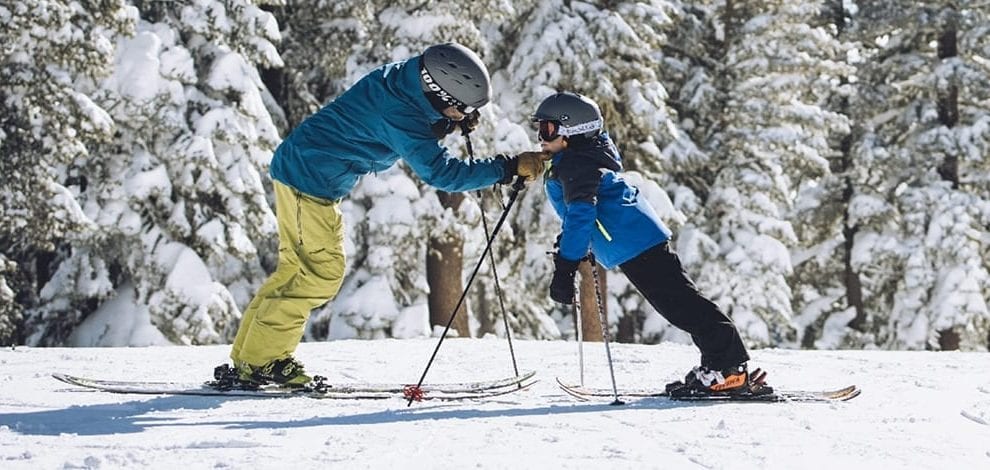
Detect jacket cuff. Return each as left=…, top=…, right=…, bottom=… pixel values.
left=498, top=155, right=517, bottom=184
left=553, top=254, right=582, bottom=273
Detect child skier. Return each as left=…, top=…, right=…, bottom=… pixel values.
left=224, top=43, right=547, bottom=387
left=535, top=91, right=766, bottom=396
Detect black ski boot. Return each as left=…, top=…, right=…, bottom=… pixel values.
left=210, top=363, right=261, bottom=391
left=239, top=356, right=312, bottom=388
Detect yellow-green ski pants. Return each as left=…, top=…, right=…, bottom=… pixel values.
left=230, top=180, right=346, bottom=366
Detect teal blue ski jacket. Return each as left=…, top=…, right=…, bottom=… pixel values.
left=270, top=56, right=507, bottom=200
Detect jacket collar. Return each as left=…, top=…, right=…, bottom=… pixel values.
left=390, top=56, right=444, bottom=122
left=552, top=132, right=623, bottom=172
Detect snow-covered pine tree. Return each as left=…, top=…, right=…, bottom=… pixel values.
left=782, top=0, right=864, bottom=350
left=957, top=4, right=990, bottom=351
left=261, top=2, right=374, bottom=129
left=320, top=170, right=438, bottom=340
left=827, top=1, right=917, bottom=349
left=0, top=255, right=20, bottom=345
left=1, top=0, right=134, bottom=345
left=27, top=0, right=284, bottom=346
left=631, top=0, right=728, bottom=345
left=849, top=1, right=990, bottom=350
left=697, top=1, right=850, bottom=347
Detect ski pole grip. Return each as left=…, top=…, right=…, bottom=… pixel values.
left=512, top=176, right=527, bottom=191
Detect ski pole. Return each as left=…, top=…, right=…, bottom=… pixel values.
left=462, top=126, right=520, bottom=379
left=573, top=292, right=585, bottom=386
left=479, top=190, right=521, bottom=380
left=406, top=176, right=527, bottom=406
left=588, top=254, right=623, bottom=405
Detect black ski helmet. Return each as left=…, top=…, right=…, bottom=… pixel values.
left=420, top=43, right=492, bottom=113
left=532, top=92, right=604, bottom=139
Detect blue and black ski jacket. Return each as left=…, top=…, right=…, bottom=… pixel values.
left=545, top=133, right=672, bottom=269
left=270, top=56, right=507, bottom=201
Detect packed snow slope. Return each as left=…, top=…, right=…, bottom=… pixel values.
left=0, top=339, right=987, bottom=469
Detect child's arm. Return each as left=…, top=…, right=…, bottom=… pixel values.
left=556, top=158, right=604, bottom=261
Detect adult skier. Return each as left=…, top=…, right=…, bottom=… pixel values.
left=226, top=43, right=547, bottom=387
left=535, top=91, right=765, bottom=396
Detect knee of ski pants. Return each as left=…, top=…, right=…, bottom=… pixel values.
left=292, top=192, right=347, bottom=301
left=301, top=246, right=345, bottom=300
left=299, top=224, right=347, bottom=301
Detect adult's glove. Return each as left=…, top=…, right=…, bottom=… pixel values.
left=458, top=110, right=481, bottom=134
left=431, top=119, right=458, bottom=139
left=549, top=254, right=582, bottom=304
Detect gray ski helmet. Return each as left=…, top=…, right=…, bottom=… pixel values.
left=420, top=43, right=492, bottom=113
left=532, top=92, right=604, bottom=138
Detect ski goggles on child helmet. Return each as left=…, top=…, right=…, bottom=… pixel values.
left=535, top=117, right=604, bottom=141
left=537, top=120, right=560, bottom=142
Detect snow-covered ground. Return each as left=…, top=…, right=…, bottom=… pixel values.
left=0, top=339, right=987, bottom=469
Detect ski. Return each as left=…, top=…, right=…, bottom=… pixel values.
left=556, top=377, right=860, bottom=403
left=52, top=371, right=536, bottom=401
left=961, top=409, right=988, bottom=426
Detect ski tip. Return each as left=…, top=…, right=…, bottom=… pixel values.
left=518, top=370, right=538, bottom=381
left=839, top=386, right=861, bottom=401
left=51, top=373, right=77, bottom=384
left=426, top=379, right=540, bottom=401
left=554, top=377, right=591, bottom=401
left=826, top=385, right=860, bottom=400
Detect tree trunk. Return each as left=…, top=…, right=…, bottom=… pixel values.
left=427, top=192, right=470, bottom=337
left=577, top=260, right=605, bottom=342
left=843, top=169, right=867, bottom=333
left=721, top=0, right=752, bottom=53
left=936, top=20, right=960, bottom=188
left=829, top=0, right=867, bottom=335
left=937, top=328, right=960, bottom=351
left=616, top=310, right=639, bottom=344
left=935, top=17, right=960, bottom=352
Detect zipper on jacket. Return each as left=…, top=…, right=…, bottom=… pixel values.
left=296, top=192, right=304, bottom=246
left=596, top=219, right=613, bottom=242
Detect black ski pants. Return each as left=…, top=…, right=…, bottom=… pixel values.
left=619, top=241, right=749, bottom=371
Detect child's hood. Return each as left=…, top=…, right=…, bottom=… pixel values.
left=560, top=132, right=622, bottom=172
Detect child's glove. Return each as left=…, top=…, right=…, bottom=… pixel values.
left=549, top=254, right=582, bottom=304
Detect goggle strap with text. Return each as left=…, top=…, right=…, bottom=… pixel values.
left=539, top=118, right=603, bottom=140
left=557, top=118, right=603, bottom=136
